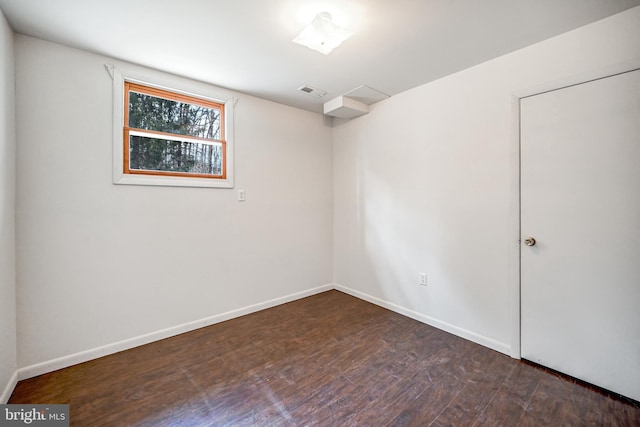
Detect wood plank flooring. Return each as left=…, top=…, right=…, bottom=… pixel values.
left=9, top=290, right=640, bottom=426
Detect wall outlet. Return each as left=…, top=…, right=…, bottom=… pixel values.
left=419, top=272, right=427, bottom=286
left=238, top=190, right=246, bottom=201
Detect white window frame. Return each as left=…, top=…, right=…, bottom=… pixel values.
left=110, top=65, right=235, bottom=188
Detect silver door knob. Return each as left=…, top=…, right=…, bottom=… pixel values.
left=524, top=237, right=536, bottom=246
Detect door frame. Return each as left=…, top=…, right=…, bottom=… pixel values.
left=508, top=59, right=640, bottom=359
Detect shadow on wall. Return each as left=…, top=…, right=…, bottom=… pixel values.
left=351, top=130, right=496, bottom=328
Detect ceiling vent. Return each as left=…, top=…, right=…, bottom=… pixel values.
left=297, top=85, right=327, bottom=97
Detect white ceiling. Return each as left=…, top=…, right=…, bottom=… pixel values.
left=1, top=0, right=638, bottom=114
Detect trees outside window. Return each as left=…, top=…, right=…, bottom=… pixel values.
left=124, top=82, right=226, bottom=179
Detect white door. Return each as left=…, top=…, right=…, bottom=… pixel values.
left=520, top=69, right=640, bottom=402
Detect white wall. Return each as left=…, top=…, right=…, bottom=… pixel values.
left=15, top=35, right=333, bottom=370
left=333, top=7, right=640, bottom=356
left=0, top=7, right=16, bottom=403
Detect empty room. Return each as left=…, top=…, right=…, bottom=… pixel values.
left=1, top=0, right=639, bottom=425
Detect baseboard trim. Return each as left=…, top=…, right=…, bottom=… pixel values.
left=334, top=284, right=511, bottom=356
left=1, top=370, right=18, bottom=404
left=17, top=284, right=333, bottom=381
left=16, top=282, right=512, bottom=381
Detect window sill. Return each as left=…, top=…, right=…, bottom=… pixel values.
left=114, top=173, right=234, bottom=189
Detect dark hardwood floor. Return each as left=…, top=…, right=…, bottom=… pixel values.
left=9, top=290, right=640, bottom=426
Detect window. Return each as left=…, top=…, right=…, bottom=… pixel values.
left=111, top=66, right=234, bottom=188
left=124, top=83, right=226, bottom=179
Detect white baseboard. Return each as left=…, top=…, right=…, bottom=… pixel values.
left=334, top=284, right=512, bottom=356
left=1, top=370, right=18, bottom=404
left=17, top=284, right=333, bottom=381
left=15, top=282, right=512, bottom=382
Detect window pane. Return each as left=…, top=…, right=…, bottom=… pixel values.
left=129, top=135, right=223, bottom=175
left=129, top=92, right=222, bottom=140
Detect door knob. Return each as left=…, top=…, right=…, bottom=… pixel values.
left=524, top=237, right=536, bottom=246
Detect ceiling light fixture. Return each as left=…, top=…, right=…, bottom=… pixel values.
left=292, top=12, right=352, bottom=55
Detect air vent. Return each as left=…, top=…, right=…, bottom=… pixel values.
left=297, top=85, right=327, bottom=97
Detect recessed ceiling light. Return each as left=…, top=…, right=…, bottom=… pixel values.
left=292, top=12, right=352, bottom=55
